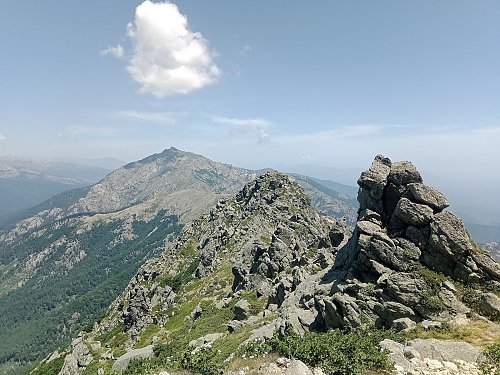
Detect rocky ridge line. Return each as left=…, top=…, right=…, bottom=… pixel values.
left=277, top=155, right=500, bottom=335
left=42, top=159, right=500, bottom=375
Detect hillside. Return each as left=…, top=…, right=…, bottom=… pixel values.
left=483, top=242, right=500, bottom=261
left=42, top=156, right=499, bottom=375
left=0, top=157, right=111, bottom=225
left=0, top=148, right=356, bottom=374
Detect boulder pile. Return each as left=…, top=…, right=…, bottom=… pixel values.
left=280, top=155, right=500, bottom=332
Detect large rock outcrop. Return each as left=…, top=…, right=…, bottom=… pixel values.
left=279, top=155, right=500, bottom=332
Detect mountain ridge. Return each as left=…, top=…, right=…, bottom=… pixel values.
left=0, top=148, right=357, bottom=374
left=41, top=155, right=499, bottom=375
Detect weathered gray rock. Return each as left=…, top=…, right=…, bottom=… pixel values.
left=477, top=292, right=500, bottom=320
left=393, top=198, right=434, bottom=227
left=380, top=338, right=483, bottom=375
left=227, top=320, right=245, bottom=333
left=111, top=345, right=154, bottom=373
left=226, top=357, right=320, bottom=375
left=189, top=333, right=224, bottom=349
left=358, top=155, right=392, bottom=202
left=406, top=338, right=483, bottom=363
left=234, top=299, right=251, bottom=320
left=408, top=183, right=449, bottom=211
left=472, top=252, right=500, bottom=281
left=387, top=161, right=422, bottom=186
left=386, top=273, right=428, bottom=307
left=58, top=337, right=93, bottom=375
left=391, top=317, right=416, bottom=332
left=427, top=212, right=474, bottom=257
left=356, top=220, right=382, bottom=236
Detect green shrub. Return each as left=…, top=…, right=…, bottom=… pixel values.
left=481, top=342, right=500, bottom=375
left=30, top=356, right=64, bottom=375
left=420, top=291, right=446, bottom=313
left=157, top=257, right=200, bottom=292
left=241, top=328, right=398, bottom=375
left=180, top=347, right=224, bottom=375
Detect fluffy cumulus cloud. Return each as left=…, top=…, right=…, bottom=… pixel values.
left=125, top=1, right=220, bottom=98
left=0, top=133, right=6, bottom=141
left=212, top=116, right=271, bottom=144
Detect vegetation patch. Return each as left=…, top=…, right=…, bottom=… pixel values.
left=97, top=323, right=125, bottom=346
left=240, top=328, right=400, bottom=375
left=459, top=281, right=500, bottom=318
left=419, top=291, right=446, bottom=313
left=239, top=290, right=267, bottom=316
left=135, top=324, right=161, bottom=349
left=406, top=319, right=500, bottom=348
left=158, top=256, right=200, bottom=292
left=30, top=356, right=64, bottom=375
left=260, top=234, right=272, bottom=246
left=480, top=342, right=500, bottom=375
left=415, top=267, right=447, bottom=290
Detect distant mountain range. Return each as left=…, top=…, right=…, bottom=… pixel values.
left=0, top=157, right=112, bottom=225
left=0, top=148, right=357, bottom=374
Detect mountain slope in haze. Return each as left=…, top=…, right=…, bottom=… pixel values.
left=289, top=173, right=358, bottom=198
left=0, top=157, right=111, bottom=225
left=0, top=148, right=356, bottom=374
left=483, top=242, right=500, bottom=261
left=46, top=157, right=500, bottom=375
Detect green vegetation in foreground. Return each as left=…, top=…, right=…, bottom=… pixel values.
left=241, top=328, right=400, bottom=375
left=120, top=328, right=400, bottom=375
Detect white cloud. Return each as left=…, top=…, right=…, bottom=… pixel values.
left=0, top=133, right=5, bottom=141
left=125, top=1, right=220, bottom=98
left=101, top=44, right=125, bottom=59
left=116, top=110, right=177, bottom=124
left=212, top=116, right=271, bottom=128
left=212, top=116, right=271, bottom=143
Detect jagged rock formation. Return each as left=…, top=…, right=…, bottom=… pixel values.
left=94, top=172, right=348, bottom=340
left=278, top=155, right=500, bottom=332
left=52, top=172, right=349, bottom=374
left=35, top=156, right=500, bottom=375
left=0, top=148, right=357, bottom=374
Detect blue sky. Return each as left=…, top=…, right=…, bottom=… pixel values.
left=0, top=1, right=499, bottom=190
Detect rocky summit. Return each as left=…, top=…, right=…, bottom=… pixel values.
left=33, top=156, right=500, bottom=375
left=281, top=154, right=500, bottom=331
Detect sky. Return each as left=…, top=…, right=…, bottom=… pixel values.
left=0, top=1, right=499, bottom=212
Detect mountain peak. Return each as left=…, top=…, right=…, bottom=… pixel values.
left=35, top=156, right=500, bottom=375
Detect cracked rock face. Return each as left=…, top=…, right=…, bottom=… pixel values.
left=279, top=155, right=500, bottom=332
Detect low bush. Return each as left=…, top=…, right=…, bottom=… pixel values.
left=480, top=342, right=500, bottom=375
left=241, top=328, right=399, bottom=375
